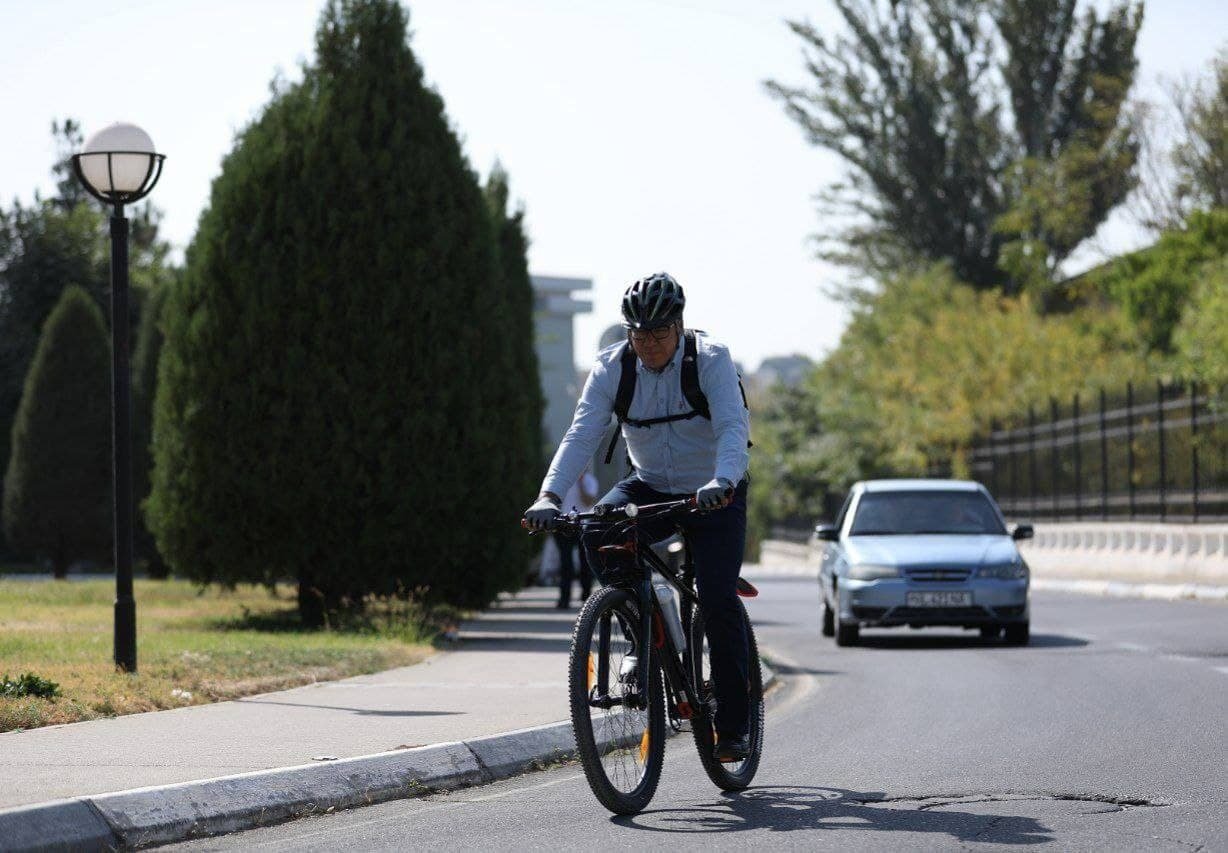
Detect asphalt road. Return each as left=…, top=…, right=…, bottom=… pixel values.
left=175, top=580, right=1228, bottom=851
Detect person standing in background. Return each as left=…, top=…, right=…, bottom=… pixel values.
left=556, top=464, right=598, bottom=608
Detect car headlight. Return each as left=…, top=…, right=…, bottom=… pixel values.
left=978, top=562, right=1028, bottom=579
left=847, top=564, right=900, bottom=580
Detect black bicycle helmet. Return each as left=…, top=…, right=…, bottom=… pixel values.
left=621, top=272, right=686, bottom=330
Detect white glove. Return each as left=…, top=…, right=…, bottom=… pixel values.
left=524, top=495, right=561, bottom=531
left=697, top=478, right=734, bottom=510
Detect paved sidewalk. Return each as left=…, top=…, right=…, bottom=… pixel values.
left=0, top=586, right=575, bottom=811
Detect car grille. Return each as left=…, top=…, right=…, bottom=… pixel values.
left=889, top=606, right=991, bottom=621
left=905, top=568, right=973, bottom=582
left=852, top=606, right=889, bottom=620
left=994, top=605, right=1026, bottom=618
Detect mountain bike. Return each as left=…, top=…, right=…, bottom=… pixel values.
left=527, top=497, right=764, bottom=814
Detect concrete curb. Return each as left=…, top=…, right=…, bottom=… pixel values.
left=0, top=662, right=778, bottom=851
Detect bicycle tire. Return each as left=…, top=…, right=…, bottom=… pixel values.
left=689, top=599, right=764, bottom=790
left=568, top=586, right=666, bottom=814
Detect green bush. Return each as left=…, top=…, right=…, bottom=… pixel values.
left=0, top=672, right=62, bottom=700
left=2, top=285, right=112, bottom=577
left=1103, top=208, right=1228, bottom=352
left=148, top=0, right=538, bottom=624
left=1173, top=255, right=1228, bottom=388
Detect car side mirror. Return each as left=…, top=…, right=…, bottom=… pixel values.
left=1011, top=523, right=1034, bottom=541
left=814, top=523, right=839, bottom=542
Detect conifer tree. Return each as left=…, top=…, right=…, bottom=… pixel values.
left=2, top=285, right=111, bottom=577
left=132, top=279, right=171, bottom=577
left=482, top=164, right=545, bottom=592
left=150, top=0, right=536, bottom=622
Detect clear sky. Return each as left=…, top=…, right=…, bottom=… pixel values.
left=2, top=1, right=1224, bottom=370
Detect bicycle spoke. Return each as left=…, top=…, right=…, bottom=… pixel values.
left=597, top=612, right=611, bottom=695
left=582, top=602, right=647, bottom=795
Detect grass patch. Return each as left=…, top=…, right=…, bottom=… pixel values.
left=0, top=579, right=443, bottom=733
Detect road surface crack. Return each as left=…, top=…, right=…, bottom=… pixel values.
left=853, top=791, right=1169, bottom=811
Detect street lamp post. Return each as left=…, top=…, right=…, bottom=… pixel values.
left=71, top=123, right=164, bottom=673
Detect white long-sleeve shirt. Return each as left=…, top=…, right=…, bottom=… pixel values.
left=542, top=331, right=750, bottom=498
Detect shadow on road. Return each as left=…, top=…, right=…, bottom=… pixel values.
left=764, top=661, right=842, bottom=677
left=852, top=633, right=1088, bottom=650
left=448, top=635, right=573, bottom=653
left=614, top=786, right=1052, bottom=844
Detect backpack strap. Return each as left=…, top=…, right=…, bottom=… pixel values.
left=679, top=329, right=710, bottom=420
left=605, top=342, right=639, bottom=464
left=612, top=341, right=638, bottom=424
left=602, top=330, right=753, bottom=464
left=684, top=329, right=754, bottom=449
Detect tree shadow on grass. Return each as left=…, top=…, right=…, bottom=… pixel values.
left=207, top=606, right=307, bottom=633
left=206, top=600, right=449, bottom=641
left=613, top=786, right=1052, bottom=844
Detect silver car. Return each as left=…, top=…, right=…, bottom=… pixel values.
left=815, top=479, right=1033, bottom=646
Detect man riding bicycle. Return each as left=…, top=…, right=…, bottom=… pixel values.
left=524, top=271, right=753, bottom=763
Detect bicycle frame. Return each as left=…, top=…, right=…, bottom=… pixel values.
left=528, top=496, right=748, bottom=727
left=641, top=536, right=711, bottom=725
left=584, top=503, right=708, bottom=726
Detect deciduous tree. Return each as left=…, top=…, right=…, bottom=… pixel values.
left=767, top=0, right=1143, bottom=292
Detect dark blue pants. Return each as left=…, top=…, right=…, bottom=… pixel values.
left=583, top=476, right=750, bottom=737
left=554, top=532, right=592, bottom=606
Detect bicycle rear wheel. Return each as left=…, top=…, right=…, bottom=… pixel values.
left=689, top=599, right=764, bottom=790
left=569, top=586, right=665, bottom=814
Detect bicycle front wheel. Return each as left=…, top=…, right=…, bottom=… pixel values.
left=569, top=586, right=665, bottom=815
left=689, top=599, right=764, bottom=790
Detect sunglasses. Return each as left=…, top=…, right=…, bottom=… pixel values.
left=629, top=326, right=676, bottom=344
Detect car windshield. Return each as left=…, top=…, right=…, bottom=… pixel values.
left=849, top=491, right=1006, bottom=536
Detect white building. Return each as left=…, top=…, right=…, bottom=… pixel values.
left=531, top=275, right=592, bottom=455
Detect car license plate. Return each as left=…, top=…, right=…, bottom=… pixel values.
left=906, top=591, right=972, bottom=607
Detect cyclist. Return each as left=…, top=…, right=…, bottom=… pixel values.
left=524, top=272, right=753, bottom=762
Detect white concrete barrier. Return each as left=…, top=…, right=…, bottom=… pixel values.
left=1020, top=521, right=1228, bottom=585
left=756, top=522, right=1228, bottom=587
left=757, top=539, right=814, bottom=569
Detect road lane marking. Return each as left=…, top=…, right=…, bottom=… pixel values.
left=1215, top=667, right=1228, bottom=677
left=1115, top=642, right=1152, bottom=653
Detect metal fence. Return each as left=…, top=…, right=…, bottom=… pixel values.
left=969, top=382, right=1227, bottom=522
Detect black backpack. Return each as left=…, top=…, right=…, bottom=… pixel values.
left=603, top=329, right=750, bottom=465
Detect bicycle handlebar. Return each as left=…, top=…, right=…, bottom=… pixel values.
left=521, top=496, right=704, bottom=536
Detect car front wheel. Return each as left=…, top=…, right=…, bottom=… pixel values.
left=1004, top=621, right=1029, bottom=645
left=821, top=601, right=835, bottom=637
left=833, top=589, right=859, bottom=646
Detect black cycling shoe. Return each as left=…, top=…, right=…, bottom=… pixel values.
left=713, top=733, right=750, bottom=763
